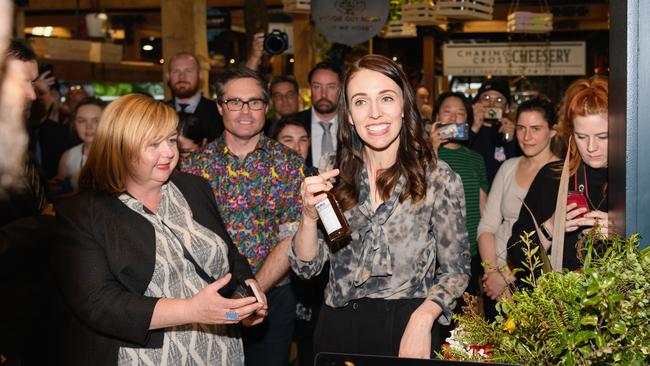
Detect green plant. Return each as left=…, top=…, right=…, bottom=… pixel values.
left=440, top=233, right=650, bottom=365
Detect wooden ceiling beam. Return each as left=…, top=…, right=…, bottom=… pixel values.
left=24, top=0, right=282, bottom=11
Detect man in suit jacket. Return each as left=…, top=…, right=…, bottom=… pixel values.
left=295, top=61, right=344, bottom=168
left=165, top=53, right=223, bottom=142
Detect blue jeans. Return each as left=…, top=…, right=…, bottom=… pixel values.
left=242, top=284, right=296, bottom=366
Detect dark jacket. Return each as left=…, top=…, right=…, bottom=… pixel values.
left=468, top=124, right=522, bottom=185
left=167, top=96, right=223, bottom=142
left=51, top=172, right=253, bottom=366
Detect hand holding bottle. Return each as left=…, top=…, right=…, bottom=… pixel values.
left=301, top=169, right=339, bottom=222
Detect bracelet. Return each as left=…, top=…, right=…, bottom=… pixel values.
left=540, top=221, right=553, bottom=240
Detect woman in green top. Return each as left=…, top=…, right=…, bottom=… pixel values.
left=431, top=92, right=489, bottom=298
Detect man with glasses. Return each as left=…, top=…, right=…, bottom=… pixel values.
left=165, top=34, right=264, bottom=143
left=269, top=76, right=301, bottom=123
left=181, top=67, right=303, bottom=366
left=469, top=79, right=521, bottom=184
left=295, top=61, right=344, bottom=167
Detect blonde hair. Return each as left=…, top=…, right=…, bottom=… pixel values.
left=78, top=94, right=179, bottom=194
left=557, top=76, right=608, bottom=175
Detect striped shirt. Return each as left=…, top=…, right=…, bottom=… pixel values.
left=438, top=145, right=489, bottom=256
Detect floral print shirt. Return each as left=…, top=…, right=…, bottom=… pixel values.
left=289, top=161, right=471, bottom=325
left=182, top=135, right=303, bottom=275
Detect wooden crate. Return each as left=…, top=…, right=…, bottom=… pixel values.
left=402, top=2, right=446, bottom=25
left=435, top=0, right=494, bottom=20
left=30, top=37, right=92, bottom=62
left=283, top=0, right=310, bottom=14
left=89, top=42, right=123, bottom=64
left=379, top=21, right=417, bottom=39
left=507, top=11, right=553, bottom=33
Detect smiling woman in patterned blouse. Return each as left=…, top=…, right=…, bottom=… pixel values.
left=289, top=55, right=471, bottom=359
left=52, top=94, right=267, bottom=366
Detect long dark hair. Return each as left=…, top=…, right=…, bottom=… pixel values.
left=334, top=54, right=434, bottom=211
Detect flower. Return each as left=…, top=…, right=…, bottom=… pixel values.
left=503, top=318, right=516, bottom=334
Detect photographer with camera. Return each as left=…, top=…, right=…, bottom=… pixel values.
left=469, top=79, right=521, bottom=185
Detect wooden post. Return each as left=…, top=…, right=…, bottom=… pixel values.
left=422, top=34, right=435, bottom=102
left=13, top=6, right=25, bottom=39
left=292, top=13, right=313, bottom=89
left=270, top=55, right=285, bottom=76
left=161, top=0, right=208, bottom=99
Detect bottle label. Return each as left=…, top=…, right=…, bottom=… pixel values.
left=315, top=199, right=343, bottom=235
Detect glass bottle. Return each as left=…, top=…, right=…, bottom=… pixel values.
left=305, top=167, right=351, bottom=250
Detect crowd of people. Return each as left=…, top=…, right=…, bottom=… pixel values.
left=0, top=37, right=610, bottom=366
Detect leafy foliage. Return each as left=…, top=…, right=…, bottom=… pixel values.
left=440, top=233, right=650, bottom=365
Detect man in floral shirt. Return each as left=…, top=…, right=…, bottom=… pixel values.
left=182, top=67, right=303, bottom=366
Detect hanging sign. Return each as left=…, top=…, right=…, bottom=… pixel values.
left=443, top=42, right=586, bottom=76
left=312, top=0, right=389, bottom=45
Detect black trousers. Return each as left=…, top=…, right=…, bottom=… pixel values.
left=242, top=284, right=296, bottom=366
left=313, top=298, right=442, bottom=359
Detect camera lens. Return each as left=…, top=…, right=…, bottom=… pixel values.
left=264, top=30, right=288, bottom=55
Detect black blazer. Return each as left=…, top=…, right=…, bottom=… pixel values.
left=167, top=96, right=224, bottom=142
left=51, top=172, right=253, bottom=366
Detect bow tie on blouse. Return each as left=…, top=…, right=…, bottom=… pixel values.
left=353, top=172, right=405, bottom=287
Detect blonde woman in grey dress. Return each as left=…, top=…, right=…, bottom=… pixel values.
left=52, top=94, right=267, bottom=366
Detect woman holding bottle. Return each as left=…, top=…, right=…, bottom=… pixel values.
left=289, top=55, right=470, bottom=359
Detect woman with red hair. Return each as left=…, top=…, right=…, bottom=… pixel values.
left=507, top=76, right=609, bottom=285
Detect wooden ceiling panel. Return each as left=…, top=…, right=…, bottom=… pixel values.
left=24, top=0, right=282, bottom=11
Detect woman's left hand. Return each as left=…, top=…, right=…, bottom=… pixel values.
left=399, top=301, right=440, bottom=359
left=580, top=210, right=610, bottom=238
left=240, top=279, right=268, bottom=327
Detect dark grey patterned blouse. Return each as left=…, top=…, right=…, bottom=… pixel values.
left=289, top=161, right=471, bottom=325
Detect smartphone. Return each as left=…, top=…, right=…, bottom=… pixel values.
left=567, top=191, right=590, bottom=218
left=232, top=279, right=257, bottom=300
left=483, top=107, right=503, bottom=124
left=436, top=122, right=469, bottom=141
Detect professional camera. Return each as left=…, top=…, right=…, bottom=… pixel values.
left=264, top=29, right=289, bottom=55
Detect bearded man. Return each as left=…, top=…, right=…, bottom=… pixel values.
left=295, top=61, right=343, bottom=167
left=165, top=53, right=223, bottom=141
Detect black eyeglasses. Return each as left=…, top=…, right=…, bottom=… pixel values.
left=480, top=94, right=506, bottom=104
left=221, top=98, right=267, bottom=111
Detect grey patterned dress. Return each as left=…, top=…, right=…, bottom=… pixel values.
left=289, top=161, right=471, bottom=325
left=116, top=182, right=244, bottom=366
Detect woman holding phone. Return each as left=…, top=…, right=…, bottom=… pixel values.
left=289, top=55, right=470, bottom=359
left=507, top=76, right=609, bottom=286
left=52, top=94, right=266, bottom=366
left=430, top=92, right=489, bottom=302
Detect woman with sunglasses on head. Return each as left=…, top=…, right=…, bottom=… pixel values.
left=289, top=55, right=470, bottom=359
left=507, top=76, right=609, bottom=287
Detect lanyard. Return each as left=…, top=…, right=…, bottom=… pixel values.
left=573, top=165, right=589, bottom=197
